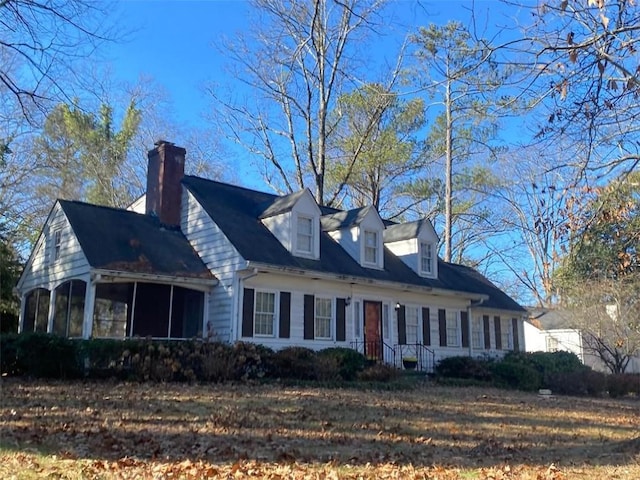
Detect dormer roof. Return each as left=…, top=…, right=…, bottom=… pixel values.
left=321, top=205, right=383, bottom=231
left=258, top=189, right=310, bottom=219
left=383, top=219, right=439, bottom=243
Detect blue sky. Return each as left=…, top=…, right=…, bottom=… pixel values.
left=108, top=1, right=515, bottom=129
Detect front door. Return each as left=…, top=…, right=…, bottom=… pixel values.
left=363, top=301, right=382, bottom=360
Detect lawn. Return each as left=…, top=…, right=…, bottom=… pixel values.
left=0, top=379, right=638, bottom=479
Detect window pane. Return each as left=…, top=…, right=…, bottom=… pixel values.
left=297, top=217, right=313, bottom=253
left=382, top=304, right=389, bottom=340
left=23, top=289, right=49, bottom=333
left=421, top=242, right=432, bottom=274
left=315, top=297, right=332, bottom=339
left=68, top=280, right=86, bottom=337
left=170, top=287, right=204, bottom=339
left=354, top=301, right=361, bottom=338
left=364, top=231, right=377, bottom=263
left=35, top=290, right=50, bottom=333
left=406, top=306, right=419, bottom=343
left=501, top=319, right=512, bottom=350
left=53, top=230, right=62, bottom=262
left=53, top=282, right=71, bottom=336
left=93, top=283, right=133, bottom=338
left=255, top=291, right=275, bottom=336
left=133, top=284, right=171, bottom=337
left=472, top=316, right=483, bottom=349
left=446, top=311, right=459, bottom=346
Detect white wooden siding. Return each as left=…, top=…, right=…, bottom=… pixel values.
left=261, top=212, right=292, bottom=251
left=17, top=203, right=90, bottom=294
left=181, top=188, right=244, bottom=342
left=385, top=239, right=418, bottom=272
left=385, top=228, right=439, bottom=279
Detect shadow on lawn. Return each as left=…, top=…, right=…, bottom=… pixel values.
left=0, top=379, right=638, bottom=469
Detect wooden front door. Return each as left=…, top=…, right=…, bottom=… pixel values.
left=363, top=301, right=382, bottom=360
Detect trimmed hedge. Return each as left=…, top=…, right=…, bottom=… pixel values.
left=0, top=333, right=374, bottom=384
left=434, top=351, right=623, bottom=395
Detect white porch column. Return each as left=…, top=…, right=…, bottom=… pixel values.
left=17, top=292, right=26, bottom=333
left=47, top=286, right=56, bottom=333
left=83, top=282, right=96, bottom=339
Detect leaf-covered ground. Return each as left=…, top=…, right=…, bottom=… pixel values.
left=0, top=379, right=638, bottom=479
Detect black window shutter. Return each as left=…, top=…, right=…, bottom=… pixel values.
left=421, top=307, right=431, bottom=346
left=336, top=298, right=346, bottom=342
left=494, top=316, right=502, bottom=350
left=397, top=305, right=407, bottom=345
left=241, top=288, right=255, bottom=337
left=438, top=309, right=447, bottom=347
left=461, top=311, right=469, bottom=348
left=483, top=315, right=491, bottom=349
left=303, top=294, right=314, bottom=340
left=512, top=318, right=519, bottom=351
left=279, top=292, right=291, bottom=338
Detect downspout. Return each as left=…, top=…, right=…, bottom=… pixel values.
left=232, top=267, right=259, bottom=342
left=467, top=298, right=485, bottom=356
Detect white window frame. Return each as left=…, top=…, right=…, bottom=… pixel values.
left=501, top=318, right=512, bottom=350
left=406, top=306, right=419, bottom=344
left=472, top=316, right=483, bottom=349
left=382, top=303, right=390, bottom=340
left=363, top=230, right=378, bottom=265
left=296, top=215, right=313, bottom=255
left=420, top=242, right=434, bottom=276
left=254, top=290, right=277, bottom=337
left=53, top=229, right=62, bottom=262
left=446, top=310, right=460, bottom=347
left=546, top=335, right=559, bottom=352
left=314, top=297, right=333, bottom=340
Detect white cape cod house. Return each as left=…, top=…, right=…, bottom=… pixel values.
left=16, top=141, right=526, bottom=370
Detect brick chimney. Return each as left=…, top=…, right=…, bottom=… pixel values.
left=146, top=140, right=186, bottom=226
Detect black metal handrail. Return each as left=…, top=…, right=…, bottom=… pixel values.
left=396, top=343, right=436, bottom=373
left=349, top=339, right=396, bottom=366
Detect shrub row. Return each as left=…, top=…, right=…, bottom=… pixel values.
left=435, top=352, right=640, bottom=398
left=0, top=333, right=390, bottom=383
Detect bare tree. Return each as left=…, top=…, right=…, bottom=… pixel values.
left=563, top=274, right=640, bottom=374
left=0, top=0, right=117, bottom=125
left=506, top=0, right=640, bottom=179
left=210, top=0, right=394, bottom=206
left=486, top=146, right=592, bottom=307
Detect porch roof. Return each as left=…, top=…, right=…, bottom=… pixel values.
left=60, top=200, right=214, bottom=281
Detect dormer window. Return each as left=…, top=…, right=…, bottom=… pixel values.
left=420, top=242, right=433, bottom=275
left=259, top=189, right=321, bottom=260
left=296, top=215, right=313, bottom=255
left=364, top=230, right=378, bottom=264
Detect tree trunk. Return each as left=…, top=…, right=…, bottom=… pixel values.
left=444, top=77, right=453, bottom=262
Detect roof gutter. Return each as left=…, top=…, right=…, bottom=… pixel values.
left=90, top=268, right=217, bottom=291
left=245, top=261, right=488, bottom=301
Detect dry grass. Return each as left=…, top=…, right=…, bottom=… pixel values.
left=0, top=378, right=638, bottom=479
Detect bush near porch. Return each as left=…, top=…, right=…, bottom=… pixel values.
left=2, top=333, right=639, bottom=397
left=0, top=333, right=373, bottom=383
left=435, top=351, right=640, bottom=398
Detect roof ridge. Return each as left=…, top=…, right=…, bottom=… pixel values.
left=183, top=175, right=280, bottom=200
left=58, top=199, right=144, bottom=216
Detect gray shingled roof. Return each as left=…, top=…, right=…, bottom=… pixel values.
left=383, top=219, right=435, bottom=243
left=182, top=176, right=526, bottom=312
left=60, top=200, right=214, bottom=280
left=259, top=189, right=308, bottom=219
left=320, top=206, right=375, bottom=231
